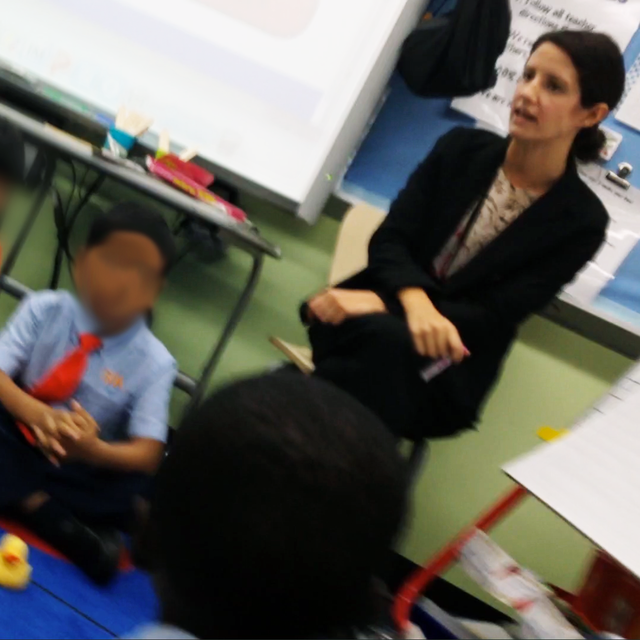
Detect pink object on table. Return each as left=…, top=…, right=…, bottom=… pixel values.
left=147, top=156, right=247, bottom=223
left=156, top=154, right=215, bottom=187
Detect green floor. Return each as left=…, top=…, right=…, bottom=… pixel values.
left=1, top=175, right=634, bottom=605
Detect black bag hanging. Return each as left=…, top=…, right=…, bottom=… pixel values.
left=398, top=0, right=511, bottom=98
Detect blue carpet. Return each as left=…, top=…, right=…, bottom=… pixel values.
left=27, top=544, right=158, bottom=637
left=0, top=584, right=112, bottom=639
left=0, top=527, right=158, bottom=639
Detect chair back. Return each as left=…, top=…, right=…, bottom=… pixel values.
left=328, top=204, right=386, bottom=286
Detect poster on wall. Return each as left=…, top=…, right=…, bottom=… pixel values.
left=452, top=0, right=640, bottom=131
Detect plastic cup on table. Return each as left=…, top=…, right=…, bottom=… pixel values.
left=104, top=127, right=137, bottom=158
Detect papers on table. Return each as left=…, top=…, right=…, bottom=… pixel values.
left=564, top=166, right=640, bottom=305
left=617, top=51, right=640, bottom=132
left=504, top=359, right=640, bottom=580
left=617, top=80, right=640, bottom=132
left=563, top=213, right=640, bottom=304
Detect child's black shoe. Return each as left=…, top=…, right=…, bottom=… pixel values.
left=20, top=499, right=122, bottom=585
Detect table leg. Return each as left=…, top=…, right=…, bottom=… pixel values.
left=0, top=275, right=31, bottom=300
left=185, top=252, right=265, bottom=411
left=1, top=151, right=57, bottom=281
left=0, top=134, right=273, bottom=414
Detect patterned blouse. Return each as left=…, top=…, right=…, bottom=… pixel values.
left=432, top=168, right=539, bottom=279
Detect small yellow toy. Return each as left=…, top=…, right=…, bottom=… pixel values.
left=537, top=426, right=570, bottom=442
left=0, top=534, right=32, bottom=590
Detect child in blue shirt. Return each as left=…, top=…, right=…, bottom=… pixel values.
left=0, top=203, right=177, bottom=584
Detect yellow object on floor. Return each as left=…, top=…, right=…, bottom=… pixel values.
left=537, top=426, right=570, bottom=442
left=0, top=534, right=32, bottom=590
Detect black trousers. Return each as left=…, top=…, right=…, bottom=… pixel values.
left=0, top=406, right=146, bottom=528
left=309, top=314, right=443, bottom=441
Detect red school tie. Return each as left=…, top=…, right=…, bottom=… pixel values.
left=18, top=334, right=103, bottom=445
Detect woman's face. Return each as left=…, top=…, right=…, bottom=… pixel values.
left=509, top=42, right=607, bottom=144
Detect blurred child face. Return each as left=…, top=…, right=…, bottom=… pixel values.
left=74, top=232, right=165, bottom=333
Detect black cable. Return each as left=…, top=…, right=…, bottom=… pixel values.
left=67, top=172, right=103, bottom=234
left=67, top=161, right=78, bottom=213
left=58, top=157, right=78, bottom=218
left=63, top=173, right=107, bottom=285
left=49, top=187, right=67, bottom=289
left=49, top=164, right=106, bottom=288
left=49, top=159, right=79, bottom=288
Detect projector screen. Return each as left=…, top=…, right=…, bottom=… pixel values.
left=0, top=0, right=426, bottom=221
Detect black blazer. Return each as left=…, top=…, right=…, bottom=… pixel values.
left=339, top=127, right=609, bottom=433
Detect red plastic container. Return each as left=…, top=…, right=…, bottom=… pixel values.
left=157, top=154, right=214, bottom=187
left=147, top=156, right=247, bottom=223
left=574, top=551, right=640, bottom=638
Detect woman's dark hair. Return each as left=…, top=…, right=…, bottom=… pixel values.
left=532, top=30, right=626, bottom=163
left=150, top=372, right=407, bottom=639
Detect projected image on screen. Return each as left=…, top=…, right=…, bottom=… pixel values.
left=1, top=0, right=409, bottom=211
left=195, top=0, right=320, bottom=37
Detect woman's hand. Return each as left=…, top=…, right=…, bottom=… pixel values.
left=399, top=288, right=467, bottom=362
left=308, top=289, right=386, bottom=326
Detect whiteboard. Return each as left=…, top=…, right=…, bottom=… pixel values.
left=0, top=0, right=427, bottom=221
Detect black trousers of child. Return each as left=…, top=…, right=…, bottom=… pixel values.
left=0, top=406, right=145, bottom=529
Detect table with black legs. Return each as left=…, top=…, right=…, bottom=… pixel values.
left=0, top=101, right=281, bottom=413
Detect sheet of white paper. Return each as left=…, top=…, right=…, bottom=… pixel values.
left=564, top=231, right=639, bottom=303
left=504, top=359, right=640, bottom=580
left=617, top=72, right=640, bottom=131
left=452, top=0, right=640, bottom=131
left=564, top=168, right=640, bottom=304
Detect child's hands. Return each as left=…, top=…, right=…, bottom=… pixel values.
left=30, top=408, right=82, bottom=465
left=58, top=401, right=101, bottom=463
left=70, top=401, right=100, bottom=437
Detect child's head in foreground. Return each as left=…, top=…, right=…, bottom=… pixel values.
left=0, top=118, right=25, bottom=214
left=149, top=372, right=407, bottom=639
left=74, top=203, right=176, bottom=334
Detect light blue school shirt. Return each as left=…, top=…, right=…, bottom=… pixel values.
left=0, top=290, right=177, bottom=443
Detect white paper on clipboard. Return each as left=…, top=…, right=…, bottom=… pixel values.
left=617, top=78, right=640, bottom=132
left=564, top=166, right=640, bottom=305
left=503, top=358, right=640, bottom=582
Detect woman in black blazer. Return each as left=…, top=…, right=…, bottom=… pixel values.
left=304, top=31, right=626, bottom=440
